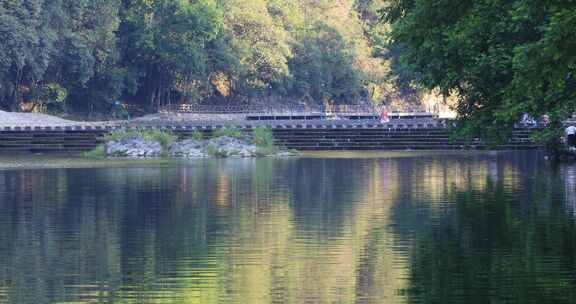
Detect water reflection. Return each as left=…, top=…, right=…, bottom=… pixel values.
left=0, top=152, right=574, bottom=303
left=564, top=164, right=576, bottom=217
left=392, top=157, right=576, bottom=304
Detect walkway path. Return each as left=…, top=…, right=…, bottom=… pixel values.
left=0, top=110, right=443, bottom=129
left=0, top=110, right=116, bottom=127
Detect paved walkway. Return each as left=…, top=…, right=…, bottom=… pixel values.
left=0, top=110, right=445, bottom=129
left=0, top=110, right=74, bottom=126
left=0, top=110, right=118, bottom=127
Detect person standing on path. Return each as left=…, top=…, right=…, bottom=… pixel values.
left=380, top=107, right=389, bottom=123
left=566, top=125, right=576, bottom=148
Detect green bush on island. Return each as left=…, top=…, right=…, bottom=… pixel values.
left=191, top=130, right=204, bottom=141
left=252, top=126, right=274, bottom=147
left=204, top=143, right=227, bottom=158
left=84, top=145, right=106, bottom=158
left=252, top=127, right=279, bottom=156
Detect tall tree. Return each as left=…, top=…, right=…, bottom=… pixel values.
left=0, top=0, right=48, bottom=111
left=0, top=0, right=122, bottom=112
left=118, top=0, right=229, bottom=109
left=221, top=0, right=292, bottom=96
left=289, top=22, right=363, bottom=104
left=384, top=0, right=576, bottom=145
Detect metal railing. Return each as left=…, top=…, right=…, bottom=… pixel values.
left=323, top=104, right=379, bottom=114
left=159, top=103, right=382, bottom=115
left=159, top=104, right=264, bottom=114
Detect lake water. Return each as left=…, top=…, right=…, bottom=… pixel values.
left=0, top=151, right=575, bottom=304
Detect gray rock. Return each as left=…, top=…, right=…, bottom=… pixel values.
left=169, top=139, right=206, bottom=158
left=102, top=135, right=295, bottom=159
left=205, top=136, right=258, bottom=157
left=273, top=151, right=298, bottom=157
left=105, top=137, right=163, bottom=157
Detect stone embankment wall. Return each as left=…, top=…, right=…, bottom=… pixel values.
left=0, top=123, right=540, bottom=153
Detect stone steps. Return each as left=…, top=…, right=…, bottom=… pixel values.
left=0, top=125, right=542, bottom=153
left=269, top=128, right=537, bottom=151
left=285, top=145, right=541, bottom=151
left=274, top=142, right=536, bottom=147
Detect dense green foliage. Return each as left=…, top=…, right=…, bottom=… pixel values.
left=191, top=130, right=204, bottom=141
left=83, top=144, right=106, bottom=158
left=251, top=126, right=274, bottom=148
left=0, top=0, right=413, bottom=115
left=0, top=0, right=121, bottom=112
left=384, top=0, right=576, bottom=144
left=251, top=126, right=279, bottom=155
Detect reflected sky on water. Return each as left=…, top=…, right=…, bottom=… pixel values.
left=0, top=151, right=574, bottom=304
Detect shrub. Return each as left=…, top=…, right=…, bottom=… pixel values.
left=205, top=143, right=227, bottom=157
left=192, top=130, right=204, bottom=141
left=147, top=129, right=177, bottom=150
left=84, top=145, right=106, bottom=158
left=252, top=126, right=275, bottom=148
left=212, top=126, right=245, bottom=139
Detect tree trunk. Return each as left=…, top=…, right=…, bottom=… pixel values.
left=11, top=67, right=23, bottom=112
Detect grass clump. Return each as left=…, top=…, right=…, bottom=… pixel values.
left=212, top=126, right=245, bottom=139
left=104, top=129, right=177, bottom=150
left=252, top=126, right=275, bottom=147
left=191, top=130, right=204, bottom=141
left=84, top=145, right=106, bottom=158
left=252, top=126, right=280, bottom=156
left=148, top=129, right=177, bottom=150
left=205, top=143, right=227, bottom=157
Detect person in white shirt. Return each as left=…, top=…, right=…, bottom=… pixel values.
left=566, top=125, right=576, bottom=147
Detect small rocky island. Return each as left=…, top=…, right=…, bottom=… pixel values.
left=89, top=127, right=295, bottom=158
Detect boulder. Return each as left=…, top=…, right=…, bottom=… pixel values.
left=206, top=136, right=258, bottom=157
left=100, top=134, right=294, bottom=158
left=105, top=137, right=163, bottom=157
left=273, top=151, right=297, bottom=157
left=169, top=139, right=206, bottom=158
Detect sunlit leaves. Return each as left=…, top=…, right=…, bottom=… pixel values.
left=385, top=0, right=576, bottom=145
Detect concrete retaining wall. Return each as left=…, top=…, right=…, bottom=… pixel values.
left=0, top=124, right=541, bottom=153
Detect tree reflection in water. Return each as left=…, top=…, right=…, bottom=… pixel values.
left=395, top=162, right=576, bottom=304
left=0, top=153, right=574, bottom=304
